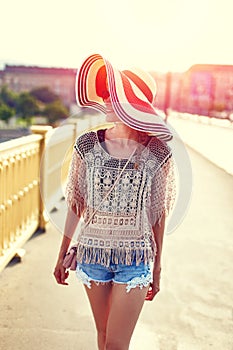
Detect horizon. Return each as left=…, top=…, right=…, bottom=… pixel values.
left=1, top=60, right=233, bottom=75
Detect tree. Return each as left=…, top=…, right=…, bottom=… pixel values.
left=30, top=86, right=59, bottom=104
left=43, top=100, right=69, bottom=125
left=0, top=85, right=18, bottom=108
left=0, top=103, right=15, bottom=124
left=16, top=92, right=40, bottom=125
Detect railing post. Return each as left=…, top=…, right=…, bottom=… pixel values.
left=30, top=125, right=53, bottom=231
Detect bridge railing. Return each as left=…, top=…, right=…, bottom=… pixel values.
left=0, top=123, right=79, bottom=273
left=0, top=132, right=44, bottom=271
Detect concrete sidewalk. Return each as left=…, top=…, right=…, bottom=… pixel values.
left=168, top=114, right=233, bottom=176
left=0, top=146, right=233, bottom=350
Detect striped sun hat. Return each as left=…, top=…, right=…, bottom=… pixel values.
left=76, top=54, right=173, bottom=141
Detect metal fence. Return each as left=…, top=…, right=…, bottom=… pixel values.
left=0, top=133, right=43, bottom=271
left=0, top=123, right=78, bottom=272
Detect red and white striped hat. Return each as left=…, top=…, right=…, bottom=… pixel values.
left=76, top=54, right=173, bottom=141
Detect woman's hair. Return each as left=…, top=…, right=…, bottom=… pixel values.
left=137, top=131, right=151, bottom=145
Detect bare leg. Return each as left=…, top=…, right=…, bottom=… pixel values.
left=84, top=282, right=113, bottom=350
left=105, top=284, right=149, bottom=350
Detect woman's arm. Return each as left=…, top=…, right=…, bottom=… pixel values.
left=53, top=208, right=80, bottom=285
left=53, top=147, right=85, bottom=285
left=56, top=208, right=80, bottom=261
left=146, top=212, right=165, bottom=301
left=152, top=212, right=165, bottom=272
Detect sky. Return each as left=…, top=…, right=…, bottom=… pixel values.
left=0, top=0, right=232, bottom=72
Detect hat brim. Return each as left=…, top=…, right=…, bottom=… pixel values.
left=76, top=54, right=173, bottom=141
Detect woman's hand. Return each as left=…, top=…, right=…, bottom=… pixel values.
left=53, top=259, right=70, bottom=286
left=145, top=268, right=161, bottom=301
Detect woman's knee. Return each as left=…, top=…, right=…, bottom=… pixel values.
left=97, top=329, right=107, bottom=349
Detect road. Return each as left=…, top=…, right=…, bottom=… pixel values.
left=0, top=146, right=232, bottom=350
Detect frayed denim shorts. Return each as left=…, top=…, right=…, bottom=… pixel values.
left=75, top=259, right=152, bottom=293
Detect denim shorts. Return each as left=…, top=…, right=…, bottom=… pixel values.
left=76, top=259, right=152, bottom=293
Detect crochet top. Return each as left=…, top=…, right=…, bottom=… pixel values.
left=65, top=129, right=176, bottom=267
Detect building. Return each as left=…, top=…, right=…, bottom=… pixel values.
left=179, top=64, right=233, bottom=116
left=0, top=65, right=77, bottom=107
left=151, top=64, right=233, bottom=117
left=150, top=71, right=183, bottom=113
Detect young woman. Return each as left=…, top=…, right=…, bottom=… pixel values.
left=53, top=54, right=176, bottom=350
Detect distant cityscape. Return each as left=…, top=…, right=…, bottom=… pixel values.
left=0, top=63, right=233, bottom=118
left=0, top=65, right=77, bottom=108
left=151, top=64, right=233, bottom=118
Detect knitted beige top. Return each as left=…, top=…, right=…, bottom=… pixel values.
left=65, top=129, right=176, bottom=267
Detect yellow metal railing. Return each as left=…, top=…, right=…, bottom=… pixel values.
left=0, top=123, right=78, bottom=272
left=0, top=134, right=43, bottom=271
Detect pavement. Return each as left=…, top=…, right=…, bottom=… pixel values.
left=168, top=114, right=233, bottom=176
left=0, top=145, right=233, bottom=350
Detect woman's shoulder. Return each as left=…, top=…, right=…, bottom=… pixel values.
left=147, top=136, right=172, bottom=162
left=74, top=130, right=98, bottom=156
